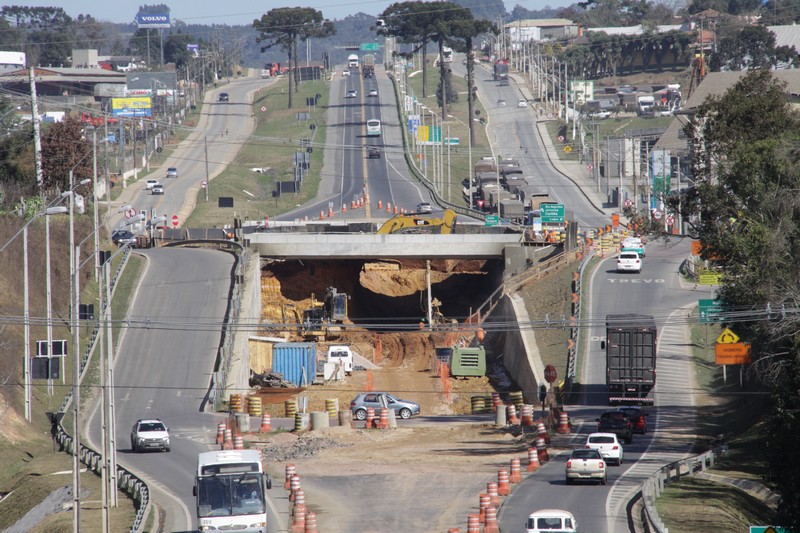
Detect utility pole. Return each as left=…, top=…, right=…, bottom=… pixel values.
left=30, top=67, right=43, bottom=188
left=204, top=136, right=210, bottom=201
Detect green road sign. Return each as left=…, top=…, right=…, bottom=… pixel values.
left=699, top=299, right=722, bottom=323
left=360, top=43, right=380, bottom=51
left=540, top=203, right=565, bottom=223
left=750, top=527, right=792, bottom=533
left=485, top=215, right=499, bottom=227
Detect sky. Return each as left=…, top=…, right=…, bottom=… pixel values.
left=4, top=0, right=572, bottom=25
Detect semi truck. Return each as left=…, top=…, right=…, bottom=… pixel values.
left=348, top=54, right=359, bottom=68
left=363, top=54, right=375, bottom=77
left=601, top=314, right=657, bottom=405
left=493, top=61, right=509, bottom=85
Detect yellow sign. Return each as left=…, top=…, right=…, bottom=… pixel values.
left=717, top=328, right=739, bottom=344
left=564, top=145, right=572, bottom=153
left=699, top=272, right=722, bottom=285
left=715, top=342, right=751, bottom=365
left=111, top=96, right=151, bottom=110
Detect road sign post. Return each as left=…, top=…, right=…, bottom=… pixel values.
left=171, top=215, right=179, bottom=228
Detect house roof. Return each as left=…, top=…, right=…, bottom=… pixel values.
left=0, top=66, right=125, bottom=79
left=654, top=70, right=800, bottom=153
left=768, top=25, right=800, bottom=50
left=505, top=18, right=577, bottom=28
left=587, top=24, right=685, bottom=36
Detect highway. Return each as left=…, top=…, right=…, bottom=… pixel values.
left=84, top=63, right=712, bottom=533
left=109, top=77, right=272, bottom=232
left=452, top=60, right=611, bottom=230
left=498, top=238, right=715, bottom=531
left=281, top=63, right=433, bottom=223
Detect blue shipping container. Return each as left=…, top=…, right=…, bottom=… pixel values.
left=273, top=342, right=317, bottom=386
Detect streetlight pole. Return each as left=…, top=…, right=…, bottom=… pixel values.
left=447, top=114, right=474, bottom=209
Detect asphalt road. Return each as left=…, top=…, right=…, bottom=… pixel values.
left=281, top=64, right=432, bottom=223
left=109, top=77, right=272, bottom=233
left=499, top=237, right=716, bottom=532
left=452, top=60, right=610, bottom=231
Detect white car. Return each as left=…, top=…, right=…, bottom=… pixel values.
left=525, top=509, right=578, bottom=533
left=616, top=251, right=642, bottom=273
left=517, top=99, right=528, bottom=108
left=565, top=448, right=607, bottom=485
left=342, top=69, right=351, bottom=77
left=368, top=89, right=378, bottom=97
left=130, top=419, right=170, bottom=453
left=145, top=179, right=161, bottom=190
left=346, top=90, right=358, bottom=98
left=591, top=110, right=613, bottom=119
left=584, top=432, right=623, bottom=465
left=416, top=202, right=432, bottom=213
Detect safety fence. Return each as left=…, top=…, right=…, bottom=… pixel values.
left=53, top=247, right=152, bottom=533
left=641, top=449, right=717, bottom=533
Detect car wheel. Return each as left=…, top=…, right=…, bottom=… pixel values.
left=618, top=456, right=623, bottom=466
left=399, top=408, right=412, bottom=419
left=565, top=477, right=572, bottom=485
left=131, top=441, right=138, bottom=453
left=354, top=409, right=367, bottom=421
left=601, top=475, right=607, bottom=485
left=165, top=447, right=171, bottom=452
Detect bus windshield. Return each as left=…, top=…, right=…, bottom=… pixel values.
left=197, top=473, right=266, bottom=517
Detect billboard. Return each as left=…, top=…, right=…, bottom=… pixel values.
left=112, top=97, right=152, bottom=117
left=136, top=14, right=170, bottom=29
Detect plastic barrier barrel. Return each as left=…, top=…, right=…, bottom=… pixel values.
left=471, top=396, right=486, bottom=414
left=285, top=399, right=297, bottom=418
left=247, top=396, right=262, bottom=417
left=229, top=393, right=243, bottom=413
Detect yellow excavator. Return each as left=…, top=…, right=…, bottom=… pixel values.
left=377, top=209, right=457, bottom=234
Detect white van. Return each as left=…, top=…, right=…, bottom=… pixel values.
left=525, top=509, right=577, bottom=533
left=326, top=345, right=353, bottom=375
left=366, top=119, right=381, bottom=136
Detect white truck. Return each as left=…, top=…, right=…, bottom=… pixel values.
left=326, top=345, right=353, bottom=375
left=637, top=95, right=655, bottom=116
left=348, top=54, right=359, bottom=68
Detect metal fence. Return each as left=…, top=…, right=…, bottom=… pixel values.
left=641, top=450, right=717, bottom=533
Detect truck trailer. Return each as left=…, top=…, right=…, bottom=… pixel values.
left=602, top=314, right=657, bottom=405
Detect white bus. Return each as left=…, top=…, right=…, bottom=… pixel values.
left=194, top=450, right=272, bottom=533
left=367, top=119, right=382, bottom=136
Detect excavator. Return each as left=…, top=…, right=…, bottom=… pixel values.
left=299, top=287, right=350, bottom=340
left=377, top=209, right=457, bottom=235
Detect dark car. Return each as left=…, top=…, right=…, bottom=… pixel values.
left=111, top=229, right=137, bottom=247
left=596, top=410, right=634, bottom=444
left=218, top=92, right=229, bottom=102
left=368, top=146, right=381, bottom=159
left=617, top=406, right=648, bottom=434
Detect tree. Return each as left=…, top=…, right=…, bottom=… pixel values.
left=709, top=24, right=800, bottom=71
left=379, top=1, right=439, bottom=98
left=684, top=70, right=800, bottom=525
left=40, top=117, right=92, bottom=193
left=448, top=17, right=496, bottom=145
left=253, top=8, right=335, bottom=108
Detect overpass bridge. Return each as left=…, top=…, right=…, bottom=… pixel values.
left=244, top=232, right=525, bottom=260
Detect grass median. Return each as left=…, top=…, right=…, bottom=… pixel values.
left=186, top=77, right=330, bottom=228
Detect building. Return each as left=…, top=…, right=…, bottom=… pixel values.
left=506, top=19, right=580, bottom=43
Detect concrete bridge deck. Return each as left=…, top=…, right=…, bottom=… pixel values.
left=245, top=233, right=524, bottom=259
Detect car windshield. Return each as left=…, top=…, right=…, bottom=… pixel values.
left=140, top=422, right=166, bottom=432
left=197, top=473, right=265, bottom=517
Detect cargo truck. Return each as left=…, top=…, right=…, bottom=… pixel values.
left=493, top=61, right=509, bottom=85
left=499, top=199, right=525, bottom=223
left=363, top=53, right=375, bottom=77
left=601, top=314, right=657, bottom=405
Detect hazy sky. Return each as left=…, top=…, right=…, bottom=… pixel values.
left=4, top=0, right=572, bottom=25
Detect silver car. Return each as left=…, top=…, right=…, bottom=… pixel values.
left=350, top=392, right=420, bottom=420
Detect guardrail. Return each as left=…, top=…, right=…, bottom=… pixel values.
left=641, top=449, right=717, bottom=533
left=53, top=247, right=152, bottom=533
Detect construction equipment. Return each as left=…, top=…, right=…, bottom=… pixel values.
left=377, top=209, right=457, bottom=234
left=301, top=287, right=350, bottom=340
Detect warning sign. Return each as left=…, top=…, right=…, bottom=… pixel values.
left=715, top=328, right=750, bottom=365
left=716, top=328, right=739, bottom=343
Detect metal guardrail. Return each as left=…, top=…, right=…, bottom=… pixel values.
left=641, top=449, right=717, bottom=533
left=53, top=247, right=152, bottom=533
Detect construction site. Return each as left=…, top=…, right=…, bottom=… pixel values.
left=252, top=257, right=507, bottom=414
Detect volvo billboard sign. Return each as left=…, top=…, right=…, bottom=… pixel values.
left=136, top=14, right=170, bottom=29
